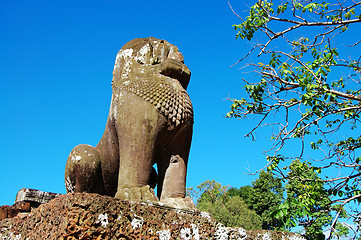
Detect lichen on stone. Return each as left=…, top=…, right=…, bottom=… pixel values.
left=157, top=229, right=171, bottom=240
left=0, top=231, right=22, bottom=240
left=0, top=192, right=306, bottom=239
left=200, top=211, right=211, bottom=219
left=191, top=224, right=200, bottom=240
left=261, top=231, right=272, bottom=240
left=214, top=223, right=229, bottom=240
left=131, top=214, right=144, bottom=229
left=64, top=176, right=75, bottom=193
left=180, top=227, right=192, bottom=239
left=238, top=227, right=247, bottom=239
left=96, top=213, right=108, bottom=227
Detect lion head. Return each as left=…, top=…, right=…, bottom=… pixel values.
left=112, top=37, right=191, bottom=90
left=111, top=37, right=193, bottom=128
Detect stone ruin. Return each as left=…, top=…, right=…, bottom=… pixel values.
left=0, top=190, right=306, bottom=239
left=0, top=37, right=307, bottom=239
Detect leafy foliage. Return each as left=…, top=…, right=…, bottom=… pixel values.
left=228, top=0, right=361, bottom=239
left=187, top=180, right=262, bottom=230
left=227, top=185, right=254, bottom=207
left=275, top=160, right=333, bottom=239
left=229, top=171, right=284, bottom=230
left=188, top=174, right=284, bottom=231
left=249, top=171, right=284, bottom=230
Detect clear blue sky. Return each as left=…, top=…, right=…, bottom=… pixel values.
left=1, top=0, right=281, bottom=205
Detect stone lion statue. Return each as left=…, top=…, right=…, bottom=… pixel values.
left=65, top=37, right=194, bottom=208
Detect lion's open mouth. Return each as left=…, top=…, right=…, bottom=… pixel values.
left=160, top=59, right=191, bottom=89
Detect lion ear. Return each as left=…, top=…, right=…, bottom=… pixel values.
left=135, top=43, right=153, bottom=65
left=152, top=41, right=169, bottom=65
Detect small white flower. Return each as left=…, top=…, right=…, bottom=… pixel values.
left=157, top=229, right=171, bottom=240
left=180, top=227, right=192, bottom=240
left=97, top=213, right=109, bottom=227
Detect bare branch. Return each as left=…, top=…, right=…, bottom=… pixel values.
left=328, top=193, right=361, bottom=239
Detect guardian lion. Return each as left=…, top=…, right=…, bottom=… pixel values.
left=64, top=37, right=194, bottom=208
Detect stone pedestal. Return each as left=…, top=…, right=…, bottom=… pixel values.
left=0, top=192, right=305, bottom=239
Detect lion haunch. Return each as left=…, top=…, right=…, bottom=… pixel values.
left=65, top=37, right=194, bottom=208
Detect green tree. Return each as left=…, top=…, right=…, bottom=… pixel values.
left=228, top=185, right=254, bottom=207
left=227, top=1, right=361, bottom=239
left=250, top=171, right=284, bottom=230
left=275, top=160, right=334, bottom=240
left=189, top=180, right=262, bottom=230
left=228, top=171, right=284, bottom=230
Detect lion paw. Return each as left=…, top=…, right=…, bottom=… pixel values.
left=160, top=196, right=196, bottom=210
left=114, top=185, right=158, bottom=201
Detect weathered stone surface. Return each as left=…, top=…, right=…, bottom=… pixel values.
left=0, top=193, right=305, bottom=239
left=0, top=201, right=30, bottom=221
left=15, top=188, right=62, bottom=207
left=160, top=196, right=196, bottom=210
left=114, top=185, right=158, bottom=202
left=65, top=37, right=194, bottom=208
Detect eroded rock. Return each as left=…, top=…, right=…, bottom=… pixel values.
left=15, top=188, right=62, bottom=207
left=0, top=201, right=30, bottom=221
left=0, top=192, right=305, bottom=239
